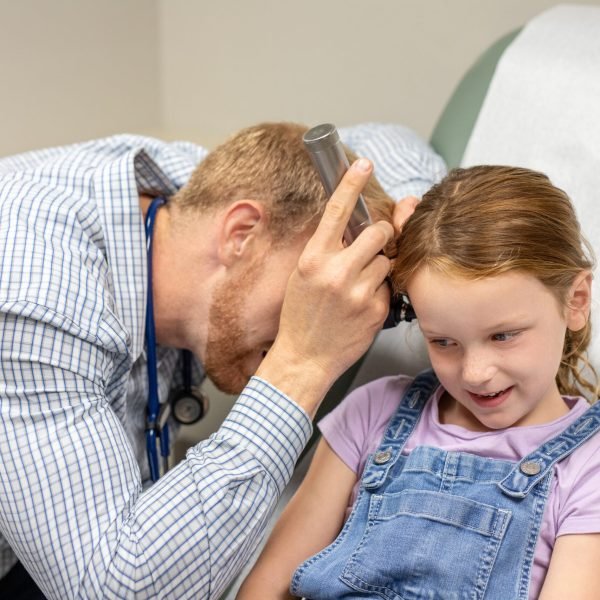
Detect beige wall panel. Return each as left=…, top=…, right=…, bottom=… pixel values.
left=0, top=0, right=160, bottom=156
left=158, top=0, right=600, bottom=149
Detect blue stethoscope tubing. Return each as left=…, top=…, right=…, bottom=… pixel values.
left=144, top=197, right=169, bottom=482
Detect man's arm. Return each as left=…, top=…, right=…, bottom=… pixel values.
left=256, top=157, right=393, bottom=417
left=0, top=337, right=311, bottom=599
left=340, top=122, right=447, bottom=200
left=0, top=158, right=391, bottom=599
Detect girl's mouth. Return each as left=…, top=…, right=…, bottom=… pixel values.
left=469, top=386, right=513, bottom=408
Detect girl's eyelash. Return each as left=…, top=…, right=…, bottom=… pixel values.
left=430, top=338, right=454, bottom=347
left=492, top=330, right=521, bottom=342
left=428, top=331, right=523, bottom=346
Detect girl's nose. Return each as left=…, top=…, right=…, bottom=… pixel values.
left=461, top=348, right=497, bottom=388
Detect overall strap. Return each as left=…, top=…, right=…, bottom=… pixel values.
left=500, top=401, right=600, bottom=497
left=362, top=369, right=439, bottom=490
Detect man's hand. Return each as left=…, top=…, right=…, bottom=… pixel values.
left=256, top=158, right=393, bottom=417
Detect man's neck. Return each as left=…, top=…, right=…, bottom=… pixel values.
left=138, top=194, right=156, bottom=220
left=138, top=194, right=215, bottom=357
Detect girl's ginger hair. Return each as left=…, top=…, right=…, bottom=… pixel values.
left=392, top=165, right=598, bottom=400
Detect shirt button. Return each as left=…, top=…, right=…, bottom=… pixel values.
left=374, top=449, right=392, bottom=465
left=520, top=461, right=542, bottom=475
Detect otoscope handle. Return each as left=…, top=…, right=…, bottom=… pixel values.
left=303, top=123, right=371, bottom=245
left=303, top=123, right=416, bottom=327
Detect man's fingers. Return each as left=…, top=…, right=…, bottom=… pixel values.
left=357, top=258, right=393, bottom=330
left=343, top=220, right=394, bottom=271
left=358, top=252, right=392, bottom=294
left=307, top=158, right=373, bottom=251
left=393, top=196, right=419, bottom=233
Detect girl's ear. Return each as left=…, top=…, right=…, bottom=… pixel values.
left=565, top=271, right=593, bottom=332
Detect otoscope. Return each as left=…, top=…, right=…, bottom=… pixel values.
left=303, top=123, right=415, bottom=327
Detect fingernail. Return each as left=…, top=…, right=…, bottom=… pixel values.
left=352, top=158, right=371, bottom=172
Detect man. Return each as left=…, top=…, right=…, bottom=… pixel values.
left=0, top=122, right=445, bottom=598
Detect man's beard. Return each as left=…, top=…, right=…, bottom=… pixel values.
left=203, top=267, right=260, bottom=395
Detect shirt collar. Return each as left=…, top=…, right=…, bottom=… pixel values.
left=93, top=147, right=182, bottom=362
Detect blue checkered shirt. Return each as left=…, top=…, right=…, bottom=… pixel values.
left=0, top=127, right=445, bottom=598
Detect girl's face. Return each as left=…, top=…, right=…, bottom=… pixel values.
left=407, top=267, right=586, bottom=431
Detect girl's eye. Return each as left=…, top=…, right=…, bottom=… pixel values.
left=492, top=331, right=519, bottom=342
left=430, top=338, right=455, bottom=348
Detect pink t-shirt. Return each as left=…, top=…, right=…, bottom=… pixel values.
left=318, top=374, right=600, bottom=598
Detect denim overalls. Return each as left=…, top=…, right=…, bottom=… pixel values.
left=292, top=370, right=600, bottom=599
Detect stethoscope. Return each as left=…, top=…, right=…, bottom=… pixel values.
left=144, top=197, right=209, bottom=482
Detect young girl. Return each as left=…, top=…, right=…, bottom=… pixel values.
left=237, top=166, right=600, bottom=599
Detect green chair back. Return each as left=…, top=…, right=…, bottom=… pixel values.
left=430, top=29, right=521, bottom=168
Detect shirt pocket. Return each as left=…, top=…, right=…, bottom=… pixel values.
left=340, top=489, right=512, bottom=600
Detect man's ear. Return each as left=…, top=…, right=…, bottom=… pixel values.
left=218, top=200, right=268, bottom=266
left=565, top=270, right=593, bottom=332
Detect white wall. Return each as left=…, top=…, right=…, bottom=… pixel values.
left=158, top=0, right=600, bottom=149
left=0, top=0, right=160, bottom=156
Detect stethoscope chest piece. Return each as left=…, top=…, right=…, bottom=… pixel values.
left=171, top=388, right=209, bottom=425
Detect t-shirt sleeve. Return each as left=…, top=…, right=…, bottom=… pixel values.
left=555, top=433, right=600, bottom=537
left=339, top=123, right=447, bottom=200
left=318, top=375, right=413, bottom=475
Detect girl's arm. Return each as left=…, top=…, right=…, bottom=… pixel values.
left=539, top=533, right=600, bottom=599
left=236, top=437, right=358, bottom=599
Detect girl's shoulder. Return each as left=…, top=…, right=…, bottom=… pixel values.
left=323, top=374, right=416, bottom=429
left=553, top=401, right=600, bottom=535
left=317, top=375, right=417, bottom=474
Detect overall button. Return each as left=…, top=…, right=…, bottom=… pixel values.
left=374, top=449, right=392, bottom=465
left=520, top=460, right=542, bottom=475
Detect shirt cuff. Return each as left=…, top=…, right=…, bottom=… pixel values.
left=218, top=376, right=313, bottom=495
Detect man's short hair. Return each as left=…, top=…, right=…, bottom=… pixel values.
left=174, top=122, right=394, bottom=242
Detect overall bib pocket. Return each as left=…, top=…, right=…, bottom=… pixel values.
left=340, top=489, right=512, bottom=600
